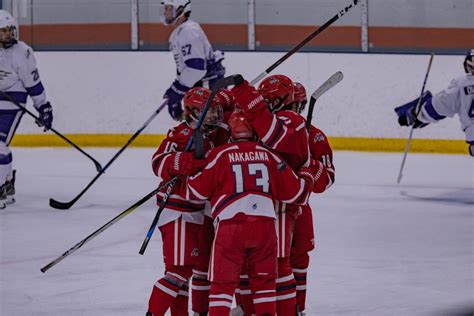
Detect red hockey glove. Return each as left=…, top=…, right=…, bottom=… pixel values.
left=170, top=152, right=206, bottom=176
left=231, top=80, right=267, bottom=114
left=298, top=167, right=315, bottom=193
left=215, top=89, right=235, bottom=112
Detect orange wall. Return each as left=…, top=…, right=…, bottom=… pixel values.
left=19, top=23, right=472, bottom=51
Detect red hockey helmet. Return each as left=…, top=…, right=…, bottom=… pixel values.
left=228, top=110, right=255, bottom=141
left=293, top=82, right=307, bottom=114
left=258, top=74, right=295, bottom=113
left=183, top=87, right=223, bottom=127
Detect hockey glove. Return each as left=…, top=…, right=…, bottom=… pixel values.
left=394, top=91, right=432, bottom=129
left=297, top=167, right=315, bottom=193
left=231, top=80, right=267, bottom=114
left=170, top=152, right=206, bottom=176
left=164, top=80, right=190, bottom=120
left=36, top=102, right=53, bottom=131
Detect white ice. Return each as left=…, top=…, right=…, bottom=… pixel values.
left=1, top=148, right=473, bottom=315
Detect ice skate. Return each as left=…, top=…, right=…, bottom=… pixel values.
left=5, top=170, right=15, bottom=204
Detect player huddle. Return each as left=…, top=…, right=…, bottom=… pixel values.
left=147, top=74, right=335, bottom=316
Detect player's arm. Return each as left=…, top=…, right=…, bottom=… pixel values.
left=17, top=44, right=53, bottom=130
left=418, top=83, right=459, bottom=124
left=266, top=150, right=312, bottom=205
left=151, top=133, right=204, bottom=181
left=185, top=151, right=219, bottom=201
left=309, top=127, right=335, bottom=193
left=231, top=81, right=308, bottom=155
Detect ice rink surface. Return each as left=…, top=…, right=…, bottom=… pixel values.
left=1, top=148, right=473, bottom=316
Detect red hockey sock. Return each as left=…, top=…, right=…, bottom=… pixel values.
left=209, top=282, right=235, bottom=316
left=170, top=283, right=189, bottom=316
left=148, top=277, right=181, bottom=315
left=239, top=274, right=255, bottom=315
left=276, top=258, right=296, bottom=315
left=191, top=270, right=211, bottom=314
left=291, top=252, right=310, bottom=312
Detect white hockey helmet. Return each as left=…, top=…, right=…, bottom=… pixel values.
left=464, top=49, right=474, bottom=75
left=160, top=0, right=191, bottom=25
left=0, top=10, right=17, bottom=48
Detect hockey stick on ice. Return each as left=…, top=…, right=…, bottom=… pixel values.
left=138, top=74, right=244, bottom=255
left=250, top=0, right=359, bottom=85
left=0, top=91, right=103, bottom=173
left=49, top=100, right=168, bottom=210
left=306, top=71, right=344, bottom=130
left=397, top=53, right=434, bottom=184
left=40, top=178, right=173, bottom=273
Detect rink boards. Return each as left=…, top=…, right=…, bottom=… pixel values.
left=11, top=51, right=469, bottom=154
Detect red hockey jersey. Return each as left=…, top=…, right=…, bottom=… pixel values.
left=151, top=122, right=229, bottom=226
left=309, top=125, right=335, bottom=193
left=244, top=107, right=310, bottom=171
left=185, top=141, right=311, bottom=221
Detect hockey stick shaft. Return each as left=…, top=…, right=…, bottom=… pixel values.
left=138, top=75, right=244, bottom=255
left=306, top=71, right=344, bottom=130
left=49, top=100, right=168, bottom=210
left=250, top=0, right=359, bottom=85
left=0, top=91, right=103, bottom=173
left=40, top=179, right=172, bottom=273
left=397, top=53, right=434, bottom=184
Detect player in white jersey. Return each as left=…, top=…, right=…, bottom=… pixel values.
left=395, top=49, right=474, bottom=156
left=160, top=0, right=225, bottom=120
left=0, top=10, right=53, bottom=208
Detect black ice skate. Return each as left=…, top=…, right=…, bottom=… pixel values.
left=0, top=182, right=7, bottom=209
left=6, top=170, right=15, bottom=204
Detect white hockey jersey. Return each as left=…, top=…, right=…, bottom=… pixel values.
left=169, top=19, right=215, bottom=88
left=419, top=74, right=474, bottom=143
left=0, top=41, right=47, bottom=110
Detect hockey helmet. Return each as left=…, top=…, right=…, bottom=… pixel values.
left=228, top=110, right=255, bottom=141
left=0, top=10, right=17, bottom=48
left=183, top=87, right=223, bottom=128
left=160, top=0, right=191, bottom=25
left=464, top=49, right=474, bottom=75
left=258, top=74, right=295, bottom=113
left=293, top=82, right=308, bottom=114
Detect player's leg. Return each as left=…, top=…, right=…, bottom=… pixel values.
left=237, top=268, right=255, bottom=315
left=170, top=281, right=189, bottom=316
left=208, top=220, right=244, bottom=316
left=246, top=218, right=278, bottom=316
left=191, top=215, right=214, bottom=315
left=0, top=109, right=23, bottom=208
left=290, top=204, right=315, bottom=314
left=148, top=217, right=197, bottom=315
left=275, top=205, right=298, bottom=315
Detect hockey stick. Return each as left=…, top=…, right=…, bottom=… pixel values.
left=138, top=74, right=244, bottom=255
left=49, top=100, right=168, bottom=210
left=397, top=53, right=434, bottom=184
left=250, top=0, right=359, bottom=85
left=40, top=178, right=173, bottom=273
left=306, top=71, right=344, bottom=130
left=0, top=91, right=103, bottom=173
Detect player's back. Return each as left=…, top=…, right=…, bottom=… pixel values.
left=187, top=141, right=308, bottom=221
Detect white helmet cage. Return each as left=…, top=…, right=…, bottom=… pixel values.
left=464, top=49, right=474, bottom=75
left=0, top=10, right=18, bottom=48
left=160, top=0, right=191, bottom=25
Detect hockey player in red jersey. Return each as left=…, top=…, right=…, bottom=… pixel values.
left=231, top=74, right=319, bottom=315
left=147, top=87, right=233, bottom=316
left=185, top=110, right=318, bottom=316
left=290, top=82, right=336, bottom=315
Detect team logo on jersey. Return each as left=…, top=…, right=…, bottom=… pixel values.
left=0, top=70, right=12, bottom=80
left=252, top=203, right=257, bottom=210
left=181, top=128, right=190, bottom=136
left=314, top=132, right=325, bottom=142
left=191, top=248, right=199, bottom=257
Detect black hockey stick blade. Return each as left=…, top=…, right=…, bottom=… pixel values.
left=49, top=100, right=169, bottom=210
left=306, top=71, right=344, bottom=130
